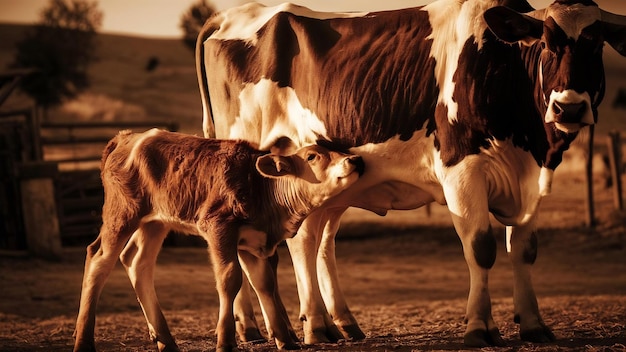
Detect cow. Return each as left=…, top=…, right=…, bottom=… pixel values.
left=72, top=128, right=364, bottom=352
left=196, top=0, right=626, bottom=347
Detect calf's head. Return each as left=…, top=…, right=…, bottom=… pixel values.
left=484, top=0, right=626, bottom=134
left=256, top=138, right=364, bottom=207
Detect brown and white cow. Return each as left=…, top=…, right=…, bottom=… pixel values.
left=196, top=0, right=626, bottom=347
left=72, top=129, right=364, bottom=352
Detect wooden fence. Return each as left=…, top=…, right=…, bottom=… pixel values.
left=39, top=120, right=179, bottom=245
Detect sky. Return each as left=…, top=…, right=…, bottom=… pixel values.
left=0, top=0, right=625, bottom=39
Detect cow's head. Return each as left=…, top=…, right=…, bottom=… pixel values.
left=256, top=137, right=364, bottom=206
left=484, top=0, right=626, bottom=134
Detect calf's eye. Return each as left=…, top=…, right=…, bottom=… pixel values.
left=307, top=153, right=317, bottom=162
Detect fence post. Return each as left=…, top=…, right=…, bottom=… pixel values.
left=607, top=131, right=623, bottom=211
left=18, top=161, right=62, bottom=260
left=585, top=125, right=595, bottom=227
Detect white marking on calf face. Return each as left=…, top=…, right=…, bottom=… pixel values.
left=233, top=79, right=328, bottom=149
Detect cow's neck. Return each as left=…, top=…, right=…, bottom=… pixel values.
left=255, top=177, right=313, bottom=240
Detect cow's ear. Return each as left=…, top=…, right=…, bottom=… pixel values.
left=601, top=10, right=626, bottom=56
left=269, top=136, right=297, bottom=156
left=602, top=22, right=626, bottom=56
left=256, top=154, right=294, bottom=178
left=484, top=6, right=543, bottom=45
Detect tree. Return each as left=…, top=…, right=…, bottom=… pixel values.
left=10, top=0, right=103, bottom=112
left=180, top=0, right=216, bottom=52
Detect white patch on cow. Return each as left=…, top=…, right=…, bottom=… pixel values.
left=124, top=128, right=160, bottom=169
left=232, top=79, right=328, bottom=149
left=424, top=0, right=492, bottom=123
left=548, top=2, right=601, bottom=40
left=538, top=166, right=553, bottom=196
left=210, top=2, right=368, bottom=45
left=544, top=90, right=594, bottom=133
left=238, top=225, right=271, bottom=258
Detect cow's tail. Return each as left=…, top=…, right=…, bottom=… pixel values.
left=195, top=16, right=220, bottom=139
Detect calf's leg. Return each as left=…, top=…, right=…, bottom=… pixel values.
left=233, top=275, right=266, bottom=342
left=239, top=250, right=299, bottom=350
left=506, top=225, right=555, bottom=342
left=120, top=221, right=178, bottom=352
left=73, top=224, right=137, bottom=352
left=206, top=230, right=242, bottom=352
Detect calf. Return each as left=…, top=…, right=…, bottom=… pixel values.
left=72, top=128, right=363, bottom=352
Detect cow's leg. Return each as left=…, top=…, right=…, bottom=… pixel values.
left=233, top=274, right=266, bottom=342
left=317, top=207, right=366, bottom=341
left=205, top=230, right=242, bottom=352
left=506, top=225, right=555, bottom=342
left=238, top=250, right=299, bottom=350
left=119, top=221, right=179, bottom=352
left=287, top=210, right=344, bottom=345
left=267, top=251, right=300, bottom=343
left=73, top=224, right=137, bottom=352
left=443, top=175, right=504, bottom=347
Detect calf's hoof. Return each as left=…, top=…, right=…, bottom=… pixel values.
left=338, top=324, right=366, bottom=341
left=156, top=340, right=180, bottom=352
left=304, top=326, right=343, bottom=345
left=520, top=324, right=556, bottom=343
left=216, top=345, right=239, bottom=352
left=464, top=328, right=505, bottom=347
left=239, top=327, right=266, bottom=343
left=276, top=340, right=301, bottom=350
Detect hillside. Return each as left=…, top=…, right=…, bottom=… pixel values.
left=0, top=23, right=203, bottom=134
left=0, top=23, right=625, bottom=136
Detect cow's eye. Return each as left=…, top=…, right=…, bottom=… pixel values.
left=306, top=153, right=317, bottom=162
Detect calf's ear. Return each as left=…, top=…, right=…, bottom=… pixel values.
left=256, top=154, right=294, bottom=178
left=484, top=6, right=543, bottom=45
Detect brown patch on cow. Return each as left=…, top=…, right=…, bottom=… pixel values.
left=472, top=228, right=497, bottom=269
left=523, top=231, right=539, bottom=265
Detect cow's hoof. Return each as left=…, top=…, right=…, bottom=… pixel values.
left=338, top=324, right=366, bottom=341
left=239, top=327, right=266, bottom=343
left=156, top=341, right=180, bottom=352
left=73, top=343, right=96, bottom=352
left=464, top=328, right=505, bottom=347
left=277, top=341, right=301, bottom=350
left=520, top=324, right=556, bottom=343
left=216, top=346, right=239, bottom=352
left=304, top=326, right=342, bottom=345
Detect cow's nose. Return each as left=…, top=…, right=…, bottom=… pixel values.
left=552, top=101, right=587, bottom=124
left=347, top=156, right=365, bottom=176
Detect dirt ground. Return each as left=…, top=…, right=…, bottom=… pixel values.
left=1, top=152, right=626, bottom=352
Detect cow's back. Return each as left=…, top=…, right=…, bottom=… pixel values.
left=199, top=3, right=441, bottom=148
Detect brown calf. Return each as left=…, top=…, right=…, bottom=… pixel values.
left=72, top=129, right=363, bottom=352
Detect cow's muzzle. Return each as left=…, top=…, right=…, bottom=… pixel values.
left=552, top=101, right=587, bottom=124
left=545, top=90, right=594, bottom=133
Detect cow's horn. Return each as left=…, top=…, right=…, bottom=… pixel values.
left=601, top=9, right=626, bottom=26
left=526, top=8, right=547, bottom=21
